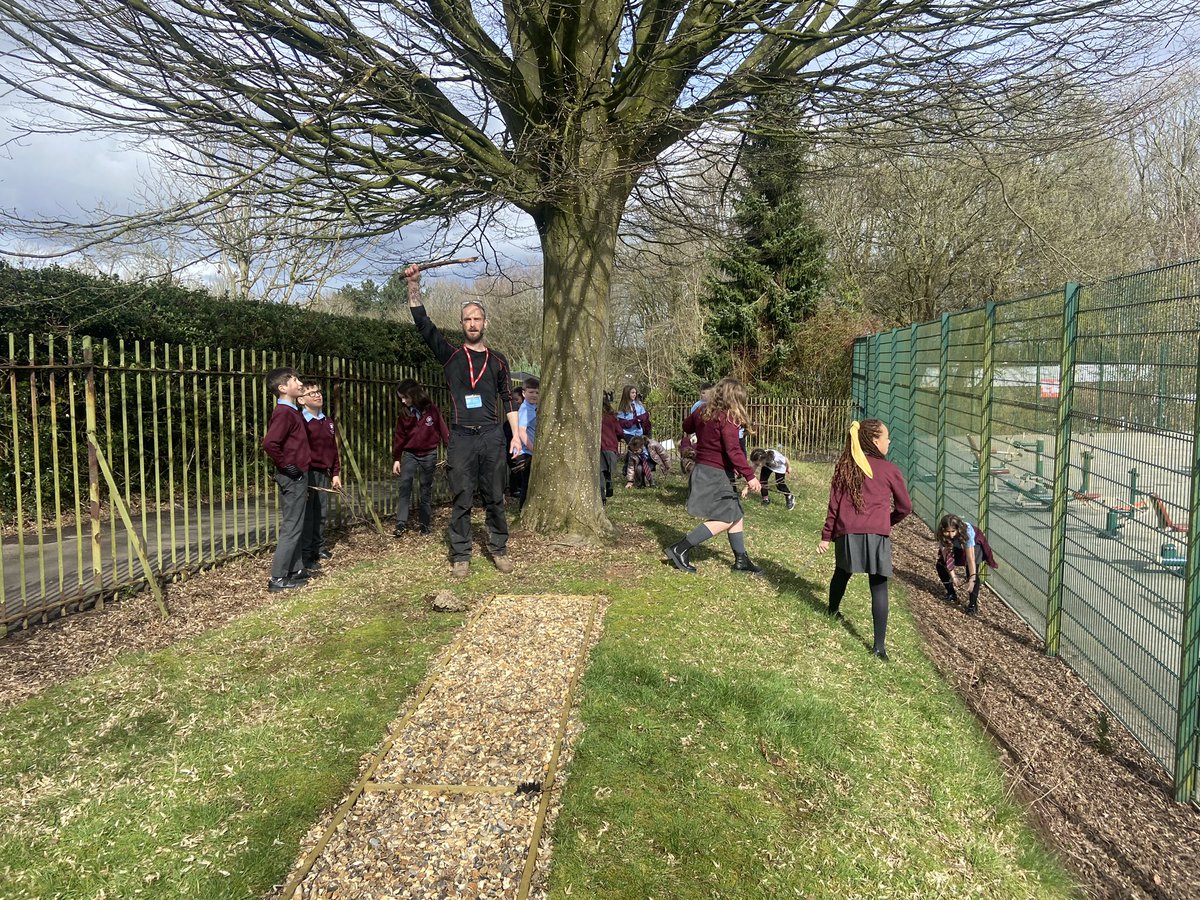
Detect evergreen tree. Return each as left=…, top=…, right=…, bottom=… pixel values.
left=691, top=114, right=829, bottom=390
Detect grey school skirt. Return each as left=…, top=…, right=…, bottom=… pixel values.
left=686, top=463, right=744, bottom=523
left=835, top=533, right=893, bottom=577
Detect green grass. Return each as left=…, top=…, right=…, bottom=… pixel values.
left=0, top=464, right=1077, bottom=898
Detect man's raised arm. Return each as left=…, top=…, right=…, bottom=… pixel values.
left=405, top=264, right=453, bottom=364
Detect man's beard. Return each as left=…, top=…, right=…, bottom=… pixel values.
left=463, top=325, right=486, bottom=343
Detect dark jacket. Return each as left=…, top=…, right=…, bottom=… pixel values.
left=601, top=413, right=622, bottom=453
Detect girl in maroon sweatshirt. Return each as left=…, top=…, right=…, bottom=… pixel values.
left=392, top=379, right=449, bottom=535
left=817, top=419, right=912, bottom=661
left=600, top=395, right=622, bottom=501
left=665, top=377, right=763, bottom=575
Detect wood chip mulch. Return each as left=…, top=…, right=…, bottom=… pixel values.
left=281, top=594, right=602, bottom=900
left=891, top=516, right=1200, bottom=900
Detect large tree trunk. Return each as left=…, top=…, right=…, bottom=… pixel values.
left=520, top=177, right=630, bottom=542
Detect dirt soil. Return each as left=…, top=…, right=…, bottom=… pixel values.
left=891, top=516, right=1200, bottom=900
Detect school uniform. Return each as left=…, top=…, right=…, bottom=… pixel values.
left=393, top=401, right=448, bottom=532
left=821, top=453, right=912, bottom=657
left=301, top=409, right=340, bottom=566
left=512, top=399, right=537, bottom=507
left=682, top=407, right=754, bottom=523
left=261, top=399, right=312, bottom=581
left=600, top=412, right=621, bottom=499
left=936, top=521, right=997, bottom=613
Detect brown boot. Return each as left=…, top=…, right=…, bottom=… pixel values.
left=493, top=554, right=514, bottom=574
left=451, top=560, right=470, bottom=578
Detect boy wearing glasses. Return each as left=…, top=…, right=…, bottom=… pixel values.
left=405, top=264, right=520, bottom=577
left=300, top=379, right=342, bottom=570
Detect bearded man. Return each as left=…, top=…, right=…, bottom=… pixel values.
left=406, top=263, right=521, bottom=577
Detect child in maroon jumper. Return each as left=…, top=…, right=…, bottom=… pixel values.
left=600, top=395, right=621, bottom=502
left=392, top=378, right=449, bottom=536
left=299, top=379, right=342, bottom=570
left=665, top=377, right=763, bottom=575
left=817, top=419, right=912, bottom=661
left=261, top=367, right=312, bottom=592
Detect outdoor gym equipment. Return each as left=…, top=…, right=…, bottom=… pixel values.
left=1003, top=477, right=1052, bottom=508
left=1160, top=542, right=1187, bottom=575
left=1148, top=493, right=1189, bottom=535
left=1096, top=467, right=1151, bottom=540
left=1012, top=439, right=1047, bottom=479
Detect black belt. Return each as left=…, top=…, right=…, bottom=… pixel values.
left=451, top=423, right=498, bottom=435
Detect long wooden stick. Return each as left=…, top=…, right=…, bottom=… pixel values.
left=413, top=256, right=478, bottom=272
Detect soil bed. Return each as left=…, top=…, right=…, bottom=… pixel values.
left=891, top=516, right=1200, bottom=900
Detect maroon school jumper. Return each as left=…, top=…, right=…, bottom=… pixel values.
left=393, top=403, right=449, bottom=459
left=262, top=402, right=312, bottom=472
left=601, top=412, right=622, bottom=453
left=821, top=457, right=912, bottom=541
left=682, top=408, right=754, bottom=479
left=304, top=414, right=341, bottom=477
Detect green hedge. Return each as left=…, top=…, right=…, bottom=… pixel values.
left=0, top=262, right=436, bottom=367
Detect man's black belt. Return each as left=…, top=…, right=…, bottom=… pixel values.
left=450, top=422, right=498, bottom=435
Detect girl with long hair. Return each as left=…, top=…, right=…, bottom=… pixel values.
left=392, top=378, right=448, bottom=536
left=665, top=377, right=763, bottom=575
left=816, top=419, right=912, bottom=660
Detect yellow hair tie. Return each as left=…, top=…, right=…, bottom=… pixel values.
left=849, top=421, right=874, bottom=478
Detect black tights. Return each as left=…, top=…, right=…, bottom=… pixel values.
left=828, top=568, right=889, bottom=654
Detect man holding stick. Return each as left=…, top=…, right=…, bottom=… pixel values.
left=405, top=261, right=520, bottom=577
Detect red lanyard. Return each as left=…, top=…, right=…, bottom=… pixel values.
left=466, top=347, right=489, bottom=390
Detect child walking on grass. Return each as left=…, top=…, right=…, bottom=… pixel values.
left=817, top=419, right=912, bottom=661
left=665, top=377, right=763, bottom=575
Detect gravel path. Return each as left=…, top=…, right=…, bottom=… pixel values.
left=281, top=594, right=601, bottom=899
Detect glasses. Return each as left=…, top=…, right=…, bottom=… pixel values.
left=460, top=301, right=487, bottom=315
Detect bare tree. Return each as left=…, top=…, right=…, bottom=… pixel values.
left=0, top=0, right=1189, bottom=539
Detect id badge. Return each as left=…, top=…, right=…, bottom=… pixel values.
left=464, top=393, right=483, bottom=409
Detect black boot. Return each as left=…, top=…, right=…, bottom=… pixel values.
left=731, top=553, right=763, bottom=575
left=666, top=540, right=697, bottom=574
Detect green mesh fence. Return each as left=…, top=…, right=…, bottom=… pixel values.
left=854, top=261, right=1200, bottom=803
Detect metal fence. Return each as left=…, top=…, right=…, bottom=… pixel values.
left=1, top=332, right=444, bottom=634
left=852, top=260, right=1200, bottom=802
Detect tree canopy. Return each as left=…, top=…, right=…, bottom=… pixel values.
left=0, top=0, right=1190, bottom=539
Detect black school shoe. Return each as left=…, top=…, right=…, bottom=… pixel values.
left=872, top=649, right=890, bottom=662
left=785, top=495, right=796, bottom=511
left=418, top=524, right=431, bottom=535
left=319, top=549, right=332, bottom=560
left=267, top=577, right=300, bottom=593
left=665, top=541, right=697, bottom=574
left=289, top=569, right=312, bottom=582
left=966, top=603, right=978, bottom=616
left=393, top=524, right=407, bottom=537
left=731, top=554, right=763, bottom=575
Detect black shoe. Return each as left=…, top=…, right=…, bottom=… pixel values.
left=267, top=577, right=299, bottom=593
left=785, top=495, right=796, bottom=511
left=944, top=591, right=958, bottom=604
left=966, top=604, right=978, bottom=616
left=393, top=524, right=407, bottom=537
left=731, top=554, right=763, bottom=575
left=761, top=496, right=770, bottom=506
left=872, top=649, right=890, bottom=662
left=303, top=559, right=322, bottom=572
left=319, top=549, right=332, bottom=560
left=289, top=569, right=312, bottom=582
left=827, top=608, right=844, bottom=621
left=418, top=524, right=431, bottom=535
left=665, top=541, right=697, bottom=574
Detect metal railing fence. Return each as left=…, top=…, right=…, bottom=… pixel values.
left=853, top=259, right=1200, bottom=802
left=1, top=332, right=444, bottom=633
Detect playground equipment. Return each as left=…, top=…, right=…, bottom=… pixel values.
left=1003, top=477, right=1053, bottom=507
left=1012, top=439, right=1047, bottom=480
left=1160, top=541, right=1187, bottom=575
left=1096, top=467, right=1151, bottom=540
left=1148, top=493, right=1189, bottom=535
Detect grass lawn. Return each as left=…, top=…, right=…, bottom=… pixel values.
left=0, top=463, right=1076, bottom=898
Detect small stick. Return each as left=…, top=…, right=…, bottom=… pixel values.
left=412, top=256, right=478, bottom=272
left=308, top=484, right=343, bottom=494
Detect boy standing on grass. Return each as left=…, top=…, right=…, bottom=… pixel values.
left=299, top=380, right=342, bottom=571
left=514, top=376, right=539, bottom=508
left=261, top=367, right=312, bottom=592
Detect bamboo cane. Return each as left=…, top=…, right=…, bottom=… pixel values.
left=411, top=256, right=478, bottom=272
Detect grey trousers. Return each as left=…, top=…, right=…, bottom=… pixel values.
left=302, top=470, right=331, bottom=563
left=272, top=471, right=308, bottom=579
left=396, top=451, right=437, bottom=528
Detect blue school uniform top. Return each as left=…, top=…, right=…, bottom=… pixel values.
left=518, top=400, right=537, bottom=456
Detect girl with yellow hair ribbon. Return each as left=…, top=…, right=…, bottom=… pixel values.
left=816, top=420, right=912, bottom=661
